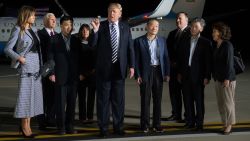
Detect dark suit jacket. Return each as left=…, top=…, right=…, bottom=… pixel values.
left=167, top=27, right=190, bottom=65
left=49, top=33, right=81, bottom=85
left=134, top=35, right=170, bottom=80
left=38, top=28, right=57, bottom=63
left=179, top=36, right=212, bottom=83
left=212, top=40, right=236, bottom=82
left=89, top=20, right=135, bottom=80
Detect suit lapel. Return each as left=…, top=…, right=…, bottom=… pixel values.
left=103, top=21, right=112, bottom=48
left=193, top=37, right=201, bottom=58
left=142, top=35, right=150, bottom=56
left=119, top=22, right=123, bottom=48
left=58, top=34, right=68, bottom=52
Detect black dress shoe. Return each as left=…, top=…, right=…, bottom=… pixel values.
left=66, top=130, right=78, bottom=134
left=114, top=130, right=125, bottom=136
left=184, top=124, right=195, bottom=129
left=153, top=127, right=164, bottom=133
left=176, top=119, right=185, bottom=123
left=194, top=126, right=203, bottom=131
left=99, top=131, right=108, bottom=138
left=165, top=115, right=175, bottom=121
left=57, top=130, right=66, bottom=135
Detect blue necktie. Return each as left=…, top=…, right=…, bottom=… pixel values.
left=111, top=23, right=118, bottom=63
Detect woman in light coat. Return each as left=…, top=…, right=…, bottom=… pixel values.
left=4, top=5, right=43, bottom=138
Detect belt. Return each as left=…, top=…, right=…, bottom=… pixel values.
left=21, top=72, right=40, bottom=79
left=151, top=65, right=160, bottom=68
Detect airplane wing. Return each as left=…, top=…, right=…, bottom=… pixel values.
left=128, top=0, right=175, bottom=26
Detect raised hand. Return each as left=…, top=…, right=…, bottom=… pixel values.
left=91, top=18, right=100, bottom=32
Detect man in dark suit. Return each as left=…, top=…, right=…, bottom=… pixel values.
left=90, top=3, right=135, bottom=137
left=178, top=18, right=212, bottom=130
left=166, top=12, right=190, bottom=122
left=48, top=16, right=81, bottom=134
left=37, top=13, right=57, bottom=130
left=134, top=19, right=170, bottom=133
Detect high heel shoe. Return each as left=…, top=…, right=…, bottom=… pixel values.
left=19, top=126, right=35, bottom=138
left=222, top=125, right=232, bottom=135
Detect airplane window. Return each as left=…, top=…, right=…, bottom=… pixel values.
left=141, top=28, right=143, bottom=31
left=131, top=28, right=134, bottom=31
left=136, top=28, right=139, bottom=31
left=7, top=29, right=10, bottom=33
left=1, top=29, right=5, bottom=33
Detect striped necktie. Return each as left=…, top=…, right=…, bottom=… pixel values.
left=111, top=23, right=118, bottom=63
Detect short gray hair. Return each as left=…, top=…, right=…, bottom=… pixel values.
left=191, top=17, right=206, bottom=28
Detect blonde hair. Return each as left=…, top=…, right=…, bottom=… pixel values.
left=108, top=3, right=122, bottom=12
left=17, top=5, right=36, bottom=32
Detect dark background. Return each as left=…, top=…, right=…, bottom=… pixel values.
left=0, top=0, right=249, bottom=61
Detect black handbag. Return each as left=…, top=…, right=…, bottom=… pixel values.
left=234, top=51, right=245, bottom=75
left=34, top=60, right=55, bottom=79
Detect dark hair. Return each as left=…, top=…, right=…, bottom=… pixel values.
left=78, top=23, right=91, bottom=39
left=146, top=19, right=159, bottom=25
left=212, top=22, right=231, bottom=40
left=176, top=12, right=188, bottom=18
left=60, top=15, right=73, bottom=25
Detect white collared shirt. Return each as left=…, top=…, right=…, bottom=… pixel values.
left=188, top=35, right=200, bottom=66
left=45, top=28, right=54, bottom=36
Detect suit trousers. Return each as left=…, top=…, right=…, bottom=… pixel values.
left=140, top=66, right=163, bottom=129
left=169, top=65, right=183, bottom=119
left=96, top=62, right=125, bottom=132
left=55, top=84, right=77, bottom=131
left=215, top=80, right=236, bottom=126
left=37, top=77, right=55, bottom=127
left=182, top=77, right=205, bottom=127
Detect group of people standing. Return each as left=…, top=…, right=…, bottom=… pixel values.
left=4, top=3, right=236, bottom=139
left=165, top=12, right=236, bottom=135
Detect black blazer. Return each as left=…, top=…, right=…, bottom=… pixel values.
left=79, top=41, right=96, bottom=76
left=49, top=33, right=81, bottom=85
left=89, top=20, right=135, bottom=80
left=212, top=40, right=236, bottom=82
left=38, top=28, right=57, bottom=63
left=179, top=36, right=212, bottom=83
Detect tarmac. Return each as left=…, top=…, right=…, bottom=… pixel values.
left=0, top=62, right=250, bottom=141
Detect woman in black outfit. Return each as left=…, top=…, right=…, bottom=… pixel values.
left=77, top=24, right=96, bottom=123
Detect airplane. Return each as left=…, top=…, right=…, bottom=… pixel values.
left=0, top=0, right=206, bottom=55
